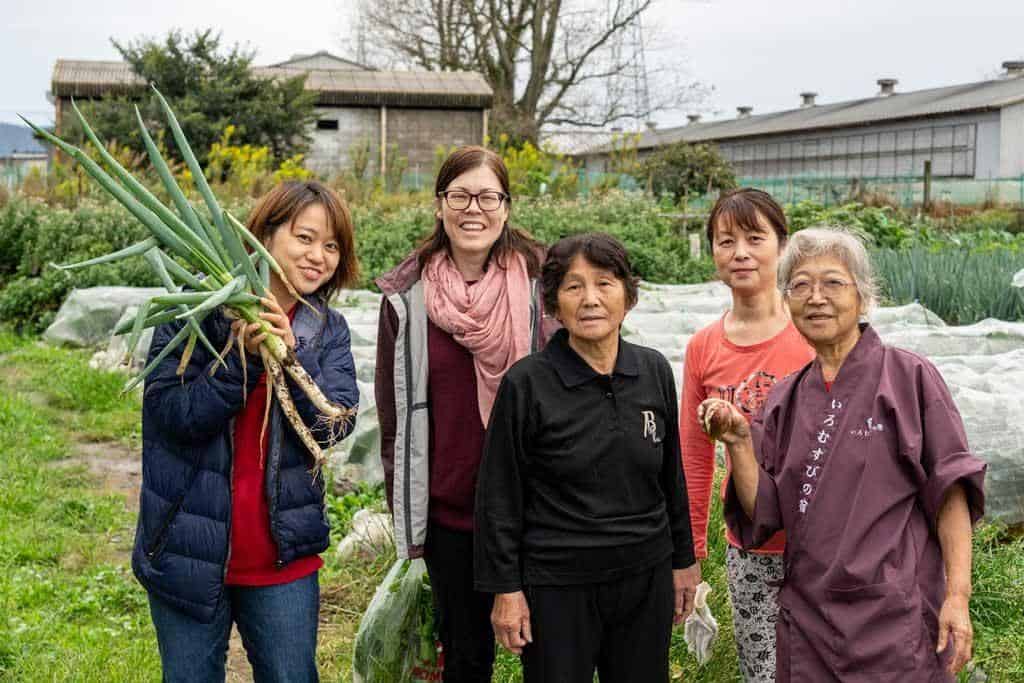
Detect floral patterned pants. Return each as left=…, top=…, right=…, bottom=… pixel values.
left=725, top=546, right=785, bottom=683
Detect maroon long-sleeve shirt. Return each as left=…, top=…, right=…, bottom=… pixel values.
left=425, top=318, right=486, bottom=531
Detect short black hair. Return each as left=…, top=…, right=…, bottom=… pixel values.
left=705, top=187, right=789, bottom=248
left=542, top=232, right=640, bottom=316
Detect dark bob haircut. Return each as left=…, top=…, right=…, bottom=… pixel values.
left=705, top=187, right=788, bottom=248
left=541, top=232, right=640, bottom=316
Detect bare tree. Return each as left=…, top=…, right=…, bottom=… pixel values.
left=343, top=0, right=705, bottom=143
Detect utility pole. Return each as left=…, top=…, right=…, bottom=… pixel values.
left=606, top=0, right=653, bottom=132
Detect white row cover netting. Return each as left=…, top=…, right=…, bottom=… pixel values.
left=48, top=284, right=1024, bottom=525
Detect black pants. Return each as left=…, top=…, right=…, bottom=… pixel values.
left=521, top=559, right=674, bottom=683
left=423, top=522, right=496, bottom=683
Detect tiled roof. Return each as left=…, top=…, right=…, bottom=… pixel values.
left=52, top=59, right=493, bottom=108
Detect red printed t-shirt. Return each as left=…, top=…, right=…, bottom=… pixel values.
left=679, top=317, right=815, bottom=559
left=226, top=307, right=323, bottom=586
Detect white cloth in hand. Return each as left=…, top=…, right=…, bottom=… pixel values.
left=683, top=581, right=719, bottom=665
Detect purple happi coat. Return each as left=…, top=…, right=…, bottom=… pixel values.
left=725, top=324, right=986, bottom=682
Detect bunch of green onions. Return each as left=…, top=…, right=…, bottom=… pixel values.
left=22, top=87, right=353, bottom=469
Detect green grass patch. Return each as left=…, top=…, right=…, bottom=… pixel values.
left=0, top=336, right=156, bottom=681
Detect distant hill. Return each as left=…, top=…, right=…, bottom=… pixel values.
left=0, top=122, right=46, bottom=157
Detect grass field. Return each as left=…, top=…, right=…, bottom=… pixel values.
left=0, top=333, right=1021, bottom=681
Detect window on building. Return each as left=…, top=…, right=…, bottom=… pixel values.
left=317, top=119, right=339, bottom=131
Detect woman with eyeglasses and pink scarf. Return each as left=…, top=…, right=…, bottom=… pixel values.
left=375, top=146, right=556, bottom=683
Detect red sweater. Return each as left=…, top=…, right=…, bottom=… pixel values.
left=426, top=319, right=486, bottom=531
left=679, top=317, right=815, bottom=559
left=226, top=311, right=323, bottom=586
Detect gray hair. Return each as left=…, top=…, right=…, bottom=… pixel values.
left=778, top=227, right=879, bottom=313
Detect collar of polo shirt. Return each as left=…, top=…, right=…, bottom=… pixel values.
left=546, top=328, right=640, bottom=388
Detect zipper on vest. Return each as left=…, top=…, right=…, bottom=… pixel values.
left=145, top=494, right=185, bottom=558
left=267, top=404, right=287, bottom=568
left=220, top=418, right=236, bottom=586
left=399, top=290, right=416, bottom=552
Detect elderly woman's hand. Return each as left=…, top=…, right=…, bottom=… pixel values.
left=936, top=592, right=973, bottom=674
left=697, top=398, right=750, bottom=444
left=492, top=591, right=532, bottom=655
left=673, top=563, right=701, bottom=624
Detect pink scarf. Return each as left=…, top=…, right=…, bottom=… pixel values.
left=422, top=249, right=532, bottom=426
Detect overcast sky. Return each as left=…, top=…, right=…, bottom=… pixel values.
left=3, top=0, right=1022, bottom=130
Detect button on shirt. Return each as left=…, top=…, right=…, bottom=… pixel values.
left=474, top=329, right=696, bottom=592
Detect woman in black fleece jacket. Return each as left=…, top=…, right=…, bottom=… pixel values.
left=474, top=233, right=699, bottom=683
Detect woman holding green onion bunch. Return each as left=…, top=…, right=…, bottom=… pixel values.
left=134, top=181, right=360, bottom=683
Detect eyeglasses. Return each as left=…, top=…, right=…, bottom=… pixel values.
left=785, top=278, right=854, bottom=300
left=437, top=190, right=508, bottom=212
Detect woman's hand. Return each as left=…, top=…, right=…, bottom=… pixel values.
left=700, top=398, right=759, bottom=517
left=697, top=398, right=750, bottom=444
left=936, top=593, right=973, bottom=674
left=673, top=562, right=701, bottom=624
left=229, top=295, right=296, bottom=356
left=492, top=591, right=532, bottom=655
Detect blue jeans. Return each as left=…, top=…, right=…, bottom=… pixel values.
left=148, top=572, right=320, bottom=683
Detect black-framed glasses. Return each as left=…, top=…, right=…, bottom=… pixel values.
left=437, top=190, right=508, bottom=212
left=785, top=278, right=854, bottom=300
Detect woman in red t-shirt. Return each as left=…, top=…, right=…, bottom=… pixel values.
left=679, top=189, right=814, bottom=682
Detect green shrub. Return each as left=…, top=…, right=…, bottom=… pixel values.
left=787, top=201, right=921, bottom=249
left=0, top=200, right=43, bottom=277
left=639, top=142, right=736, bottom=204
left=0, top=193, right=715, bottom=330
left=0, top=201, right=160, bottom=331
left=955, top=208, right=1024, bottom=234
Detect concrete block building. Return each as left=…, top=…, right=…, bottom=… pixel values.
left=50, top=52, right=493, bottom=178
left=578, top=61, right=1024, bottom=183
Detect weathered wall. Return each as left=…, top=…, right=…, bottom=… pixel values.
left=305, top=106, right=381, bottom=177
left=385, top=108, right=484, bottom=176
left=999, top=101, right=1024, bottom=178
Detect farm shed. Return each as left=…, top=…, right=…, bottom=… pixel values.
left=50, top=51, right=493, bottom=177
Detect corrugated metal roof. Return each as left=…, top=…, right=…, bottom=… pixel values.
left=0, top=122, right=47, bottom=158
left=51, top=59, right=493, bottom=108
left=580, top=75, right=1024, bottom=155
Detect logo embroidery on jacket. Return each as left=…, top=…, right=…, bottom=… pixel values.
left=642, top=410, right=662, bottom=443
left=850, top=417, right=886, bottom=438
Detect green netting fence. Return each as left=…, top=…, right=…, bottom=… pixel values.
left=732, top=175, right=1024, bottom=209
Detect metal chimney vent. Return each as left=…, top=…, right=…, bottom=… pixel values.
left=1003, top=61, right=1024, bottom=78
left=877, top=78, right=898, bottom=96
left=800, top=92, right=818, bottom=108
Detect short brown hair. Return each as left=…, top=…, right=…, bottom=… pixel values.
left=706, top=188, right=788, bottom=247
left=542, top=233, right=639, bottom=315
left=246, top=181, right=360, bottom=302
left=418, top=145, right=542, bottom=277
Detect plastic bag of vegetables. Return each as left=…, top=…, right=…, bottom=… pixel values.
left=353, top=558, right=442, bottom=682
